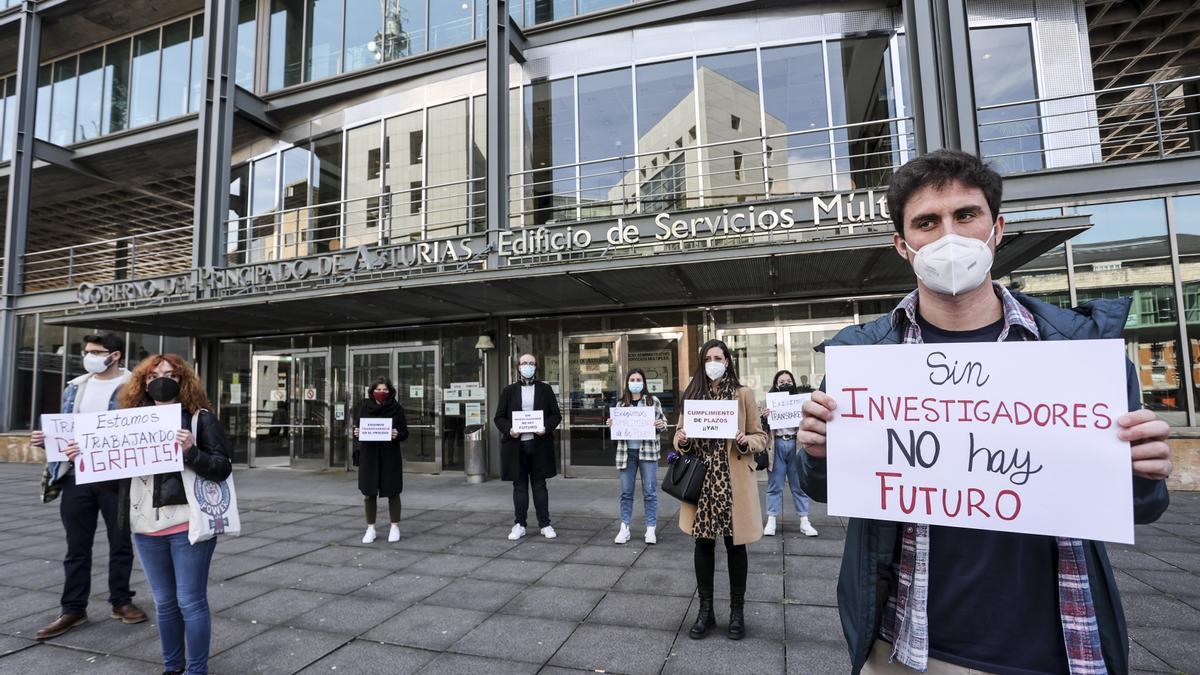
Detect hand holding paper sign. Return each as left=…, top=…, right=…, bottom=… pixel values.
left=1119, top=408, right=1172, bottom=481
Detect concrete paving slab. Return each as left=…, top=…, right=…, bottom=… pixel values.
left=351, top=573, right=453, bottom=604
left=289, top=595, right=409, bottom=635
left=296, top=639, right=436, bottom=675
left=208, top=626, right=349, bottom=675
left=415, top=651, right=539, bottom=674
left=588, top=591, right=691, bottom=632
left=662, top=634, right=784, bottom=674
left=220, top=588, right=334, bottom=624
left=421, top=578, right=525, bottom=613
left=537, top=562, right=625, bottom=590
left=499, top=585, right=605, bottom=622
left=549, top=623, right=675, bottom=675
left=449, top=613, right=576, bottom=664
left=466, top=558, right=554, bottom=584
left=363, top=604, right=489, bottom=650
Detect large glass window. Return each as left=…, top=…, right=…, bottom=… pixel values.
left=384, top=111, right=424, bottom=241
left=228, top=164, right=251, bottom=259
left=426, top=100, right=471, bottom=235
left=578, top=0, right=625, bottom=15
left=49, top=58, right=77, bottom=146
left=103, top=40, right=132, bottom=135
left=577, top=68, right=634, bottom=217
left=1174, top=195, right=1200, bottom=420
left=0, top=78, right=12, bottom=161
left=130, top=28, right=162, bottom=127
left=386, top=0, right=427, bottom=60
left=280, top=146, right=313, bottom=258
left=345, top=122, right=383, bottom=247
left=971, top=25, right=1043, bottom=174
left=306, top=0, right=342, bottom=82
left=35, top=64, right=51, bottom=141
left=525, top=77, right=577, bottom=224
left=470, top=95, right=487, bottom=230
left=527, top=0, right=572, bottom=25
left=697, top=50, right=764, bottom=206
left=1072, top=199, right=1183, bottom=424
left=158, top=19, right=192, bottom=121
left=761, top=42, right=832, bottom=195
left=250, top=156, right=280, bottom=261
left=236, top=0, right=258, bottom=90
left=11, top=315, right=34, bottom=430
left=344, top=0, right=383, bottom=72
left=75, top=48, right=105, bottom=142
left=827, top=36, right=902, bottom=191
left=189, top=18, right=205, bottom=113
left=311, top=133, right=344, bottom=253
left=430, top=0, right=472, bottom=50
left=635, top=59, right=698, bottom=211
left=268, top=0, right=304, bottom=90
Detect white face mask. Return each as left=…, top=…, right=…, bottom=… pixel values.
left=83, top=353, right=111, bottom=374
left=705, top=361, right=727, bottom=381
left=519, top=364, right=536, bottom=380
left=628, top=381, right=644, bottom=394
left=904, top=226, right=996, bottom=296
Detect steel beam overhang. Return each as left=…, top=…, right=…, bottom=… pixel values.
left=48, top=216, right=1088, bottom=338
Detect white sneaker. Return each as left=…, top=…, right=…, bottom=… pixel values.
left=541, top=525, right=557, bottom=539
left=644, top=526, right=657, bottom=545
left=388, top=524, right=401, bottom=542
left=763, top=516, right=777, bottom=537
left=508, top=524, right=526, bottom=540
left=362, top=526, right=377, bottom=544
left=614, top=523, right=631, bottom=545
left=799, top=516, right=819, bottom=537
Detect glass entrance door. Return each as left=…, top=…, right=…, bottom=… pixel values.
left=250, top=350, right=330, bottom=468
left=396, top=346, right=441, bottom=472
left=292, top=353, right=330, bottom=468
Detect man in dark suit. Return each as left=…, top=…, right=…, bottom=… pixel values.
left=493, top=353, right=562, bottom=540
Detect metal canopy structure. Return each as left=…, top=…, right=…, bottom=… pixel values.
left=51, top=216, right=1088, bottom=338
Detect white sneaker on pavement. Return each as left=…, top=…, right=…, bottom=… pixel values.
left=799, top=516, right=819, bottom=537
left=644, top=526, right=657, bottom=545
left=508, top=524, right=526, bottom=540
left=763, top=516, right=777, bottom=536
left=388, top=524, right=401, bottom=542
left=614, top=523, right=631, bottom=544
left=362, top=526, right=377, bottom=544
left=541, top=525, right=557, bottom=539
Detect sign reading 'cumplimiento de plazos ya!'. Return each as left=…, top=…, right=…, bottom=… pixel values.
left=77, top=190, right=891, bottom=309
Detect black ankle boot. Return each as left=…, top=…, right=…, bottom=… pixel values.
left=689, top=596, right=716, bottom=639
left=727, top=595, right=745, bottom=640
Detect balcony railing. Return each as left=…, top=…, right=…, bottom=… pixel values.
left=977, top=75, right=1200, bottom=174
left=226, top=116, right=915, bottom=265
left=22, top=226, right=193, bottom=292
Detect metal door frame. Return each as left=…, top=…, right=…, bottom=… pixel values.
left=394, top=344, right=443, bottom=474
left=249, top=347, right=332, bottom=469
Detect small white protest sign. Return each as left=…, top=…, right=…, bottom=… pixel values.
left=683, top=400, right=739, bottom=439
left=766, top=392, right=810, bottom=430
left=73, top=404, right=183, bottom=484
left=825, top=339, right=1134, bottom=543
left=512, top=410, right=545, bottom=434
left=41, top=414, right=75, bottom=462
left=611, top=406, right=657, bottom=441
left=359, top=417, right=393, bottom=442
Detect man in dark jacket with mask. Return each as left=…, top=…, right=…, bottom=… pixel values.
left=30, top=333, right=146, bottom=639
left=799, top=150, right=1172, bottom=675
left=494, top=353, right=562, bottom=541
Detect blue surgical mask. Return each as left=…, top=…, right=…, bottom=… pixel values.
left=628, top=381, right=644, bottom=394
left=519, top=364, right=536, bottom=380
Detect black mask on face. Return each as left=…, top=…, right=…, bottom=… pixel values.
left=147, top=377, right=181, bottom=402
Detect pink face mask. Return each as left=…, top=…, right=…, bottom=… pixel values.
left=372, top=391, right=388, bottom=403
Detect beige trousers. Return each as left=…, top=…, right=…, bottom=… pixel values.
left=861, top=640, right=995, bottom=675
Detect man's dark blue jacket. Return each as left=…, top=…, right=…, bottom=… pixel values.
left=802, top=290, right=1170, bottom=674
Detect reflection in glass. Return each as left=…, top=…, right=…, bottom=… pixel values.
left=397, top=348, right=438, bottom=464
left=971, top=26, right=1043, bottom=174
left=35, top=64, right=51, bottom=141
left=1073, top=199, right=1183, bottom=423
left=306, top=0, right=342, bottom=81
left=470, top=95, right=487, bottom=231
left=312, top=134, right=344, bottom=253
left=528, top=0, right=572, bottom=25
left=635, top=59, right=698, bottom=211
left=697, top=51, right=766, bottom=206
left=385, top=0, right=426, bottom=60
left=250, top=156, right=280, bottom=261
left=384, top=111, right=423, bottom=241
left=827, top=36, right=900, bottom=191
left=228, top=164, right=250, bottom=259
left=567, top=338, right=619, bottom=467
left=130, top=28, right=162, bottom=127
left=75, top=49, right=105, bottom=142
left=236, top=0, right=257, bottom=90
left=1, top=79, right=13, bottom=161
left=427, top=100, right=471, bottom=236
left=762, top=42, right=832, bottom=195
left=789, top=328, right=839, bottom=391
left=12, top=315, right=33, bottom=430
left=1174, top=195, right=1200, bottom=419
left=268, top=0, right=304, bottom=90
left=578, top=69, right=634, bottom=217
left=103, top=40, right=131, bottom=135
left=723, top=331, right=779, bottom=400
left=280, top=146, right=312, bottom=258
left=189, top=18, right=204, bottom=113
left=430, top=0, right=472, bottom=50
left=344, top=0, right=383, bottom=71
left=345, top=122, right=383, bottom=248
left=578, top=0, right=625, bottom=14
left=158, top=19, right=192, bottom=121
left=995, top=208, right=1070, bottom=307
left=50, top=59, right=77, bottom=146
left=525, top=78, right=577, bottom=224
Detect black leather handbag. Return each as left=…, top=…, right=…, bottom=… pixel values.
left=661, top=453, right=707, bottom=504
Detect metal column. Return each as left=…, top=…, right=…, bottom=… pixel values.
left=0, top=2, right=41, bottom=432
left=486, top=0, right=511, bottom=271
left=193, top=0, right=239, bottom=271
left=902, top=0, right=979, bottom=154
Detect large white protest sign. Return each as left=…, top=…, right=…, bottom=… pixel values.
left=611, top=406, right=657, bottom=441
left=825, top=340, right=1133, bottom=543
left=683, top=400, right=739, bottom=439
left=41, top=414, right=74, bottom=462
left=359, top=417, right=393, bottom=442
left=512, top=410, right=545, bottom=434
left=766, top=392, right=810, bottom=430
left=73, top=404, right=183, bottom=484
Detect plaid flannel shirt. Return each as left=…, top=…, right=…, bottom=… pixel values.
left=613, top=397, right=667, bottom=470
left=880, top=283, right=1107, bottom=674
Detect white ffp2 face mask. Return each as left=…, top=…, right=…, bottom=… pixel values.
left=904, top=226, right=996, bottom=296
left=704, top=361, right=727, bottom=381
left=83, top=353, right=111, bottom=374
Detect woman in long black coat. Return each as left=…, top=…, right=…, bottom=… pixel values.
left=353, top=377, right=409, bottom=543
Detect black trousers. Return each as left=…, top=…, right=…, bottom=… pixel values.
left=364, top=495, right=401, bottom=524
left=513, top=441, right=551, bottom=528
left=694, top=536, right=748, bottom=600
left=59, top=475, right=134, bottom=613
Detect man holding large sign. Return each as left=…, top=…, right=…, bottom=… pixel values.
left=798, top=151, right=1171, bottom=675
left=494, top=353, right=562, bottom=540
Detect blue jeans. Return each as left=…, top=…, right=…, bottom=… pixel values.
left=619, top=455, right=658, bottom=527
left=134, top=532, right=217, bottom=675
left=766, top=438, right=810, bottom=517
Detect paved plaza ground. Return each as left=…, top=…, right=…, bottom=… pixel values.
left=0, top=462, right=1197, bottom=674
